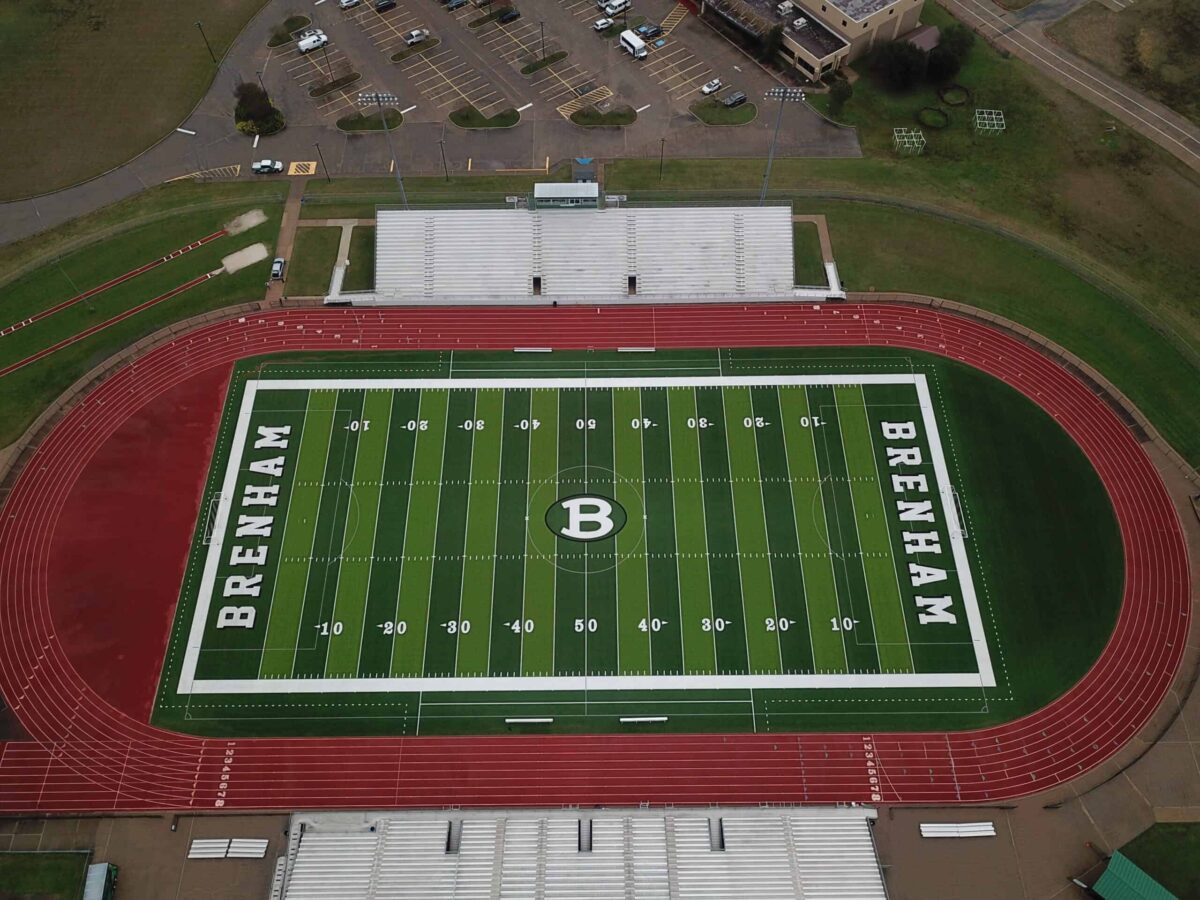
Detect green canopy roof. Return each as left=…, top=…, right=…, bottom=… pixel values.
left=1093, top=852, right=1177, bottom=900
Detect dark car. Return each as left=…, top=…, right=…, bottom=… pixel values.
left=636, top=23, right=663, bottom=38
left=497, top=6, right=521, bottom=22
left=722, top=90, right=747, bottom=108
left=375, top=0, right=397, bottom=10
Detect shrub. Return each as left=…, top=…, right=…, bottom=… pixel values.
left=872, top=41, right=927, bottom=91
left=828, top=78, right=853, bottom=115
left=233, top=82, right=284, bottom=134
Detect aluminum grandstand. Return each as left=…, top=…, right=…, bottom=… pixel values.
left=274, top=806, right=887, bottom=899
left=324, top=204, right=844, bottom=304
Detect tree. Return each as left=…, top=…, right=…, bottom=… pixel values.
left=758, top=24, right=784, bottom=63
left=234, top=82, right=273, bottom=124
left=873, top=41, right=927, bottom=91
left=926, top=45, right=961, bottom=82
left=939, top=23, right=975, bottom=62
left=828, top=78, right=853, bottom=115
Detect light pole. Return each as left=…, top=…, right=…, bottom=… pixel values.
left=759, top=86, right=805, bottom=206
left=659, top=136, right=666, bottom=181
left=314, top=142, right=332, bottom=183
left=256, top=69, right=268, bottom=100
left=438, top=135, right=450, bottom=181
left=358, top=91, right=409, bottom=210
left=539, top=21, right=546, bottom=60
left=195, top=21, right=217, bottom=64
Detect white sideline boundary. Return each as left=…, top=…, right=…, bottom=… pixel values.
left=177, top=373, right=994, bottom=694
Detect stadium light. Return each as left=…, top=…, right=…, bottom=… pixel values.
left=358, top=91, right=409, bottom=210
left=759, top=87, right=806, bottom=206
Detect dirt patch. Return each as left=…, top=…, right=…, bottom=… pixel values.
left=225, top=209, right=268, bottom=236
left=221, top=243, right=269, bottom=274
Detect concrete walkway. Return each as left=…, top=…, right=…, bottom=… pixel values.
left=266, top=179, right=306, bottom=305
left=936, top=0, right=1200, bottom=171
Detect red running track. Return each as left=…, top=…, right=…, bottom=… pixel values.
left=0, top=304, right=1188, bottom=813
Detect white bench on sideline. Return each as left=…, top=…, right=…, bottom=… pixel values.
left=920, top=822, right=996, bottom=838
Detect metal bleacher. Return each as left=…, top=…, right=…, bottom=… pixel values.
left=279, top=807, right=887, bottom=899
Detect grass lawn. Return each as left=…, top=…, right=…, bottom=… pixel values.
left=288, top=228, right=342, bottom=296
left=522, top=50, right=568, bottom=75
left=337, top=109, right=403, bottom=132
left=450, top=105, right=520, bottom=128
left=678, top=3, right=1200, bottom=365
left=690, top=97, right=758, bottom=125
left=0, top=0, right=270, bottom=200
left=343, top=227, right=377, bottom=292
left=299, top=170, right=568, bottom=218
left=792, top=223, right=825, bottom=286
left=391, top=37, right=440, bottom=62
left=1047, top=0, right=1199, bottom=127
left=267, top=14, right=311, bottom=47
left=571, top=105, right=638, bottom=127
left=1120, top=824, right=1200, bottom=899
left=0, top=851, right=90, bottom=899
left=0, top=188, right=283, bottom=447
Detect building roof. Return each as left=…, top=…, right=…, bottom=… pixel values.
left=279, top=807, right=887, bottom=899
left=534, top=182, right=600, bottom=199
left=366, top=206, right=796, bottom=302
left=902, top=24, right=940, bottom=51
left=1092, top=852, right=1175, bottom=900
left=825, top=0, right=904, bottom=22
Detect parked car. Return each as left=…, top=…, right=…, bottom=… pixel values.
left=497, top=6, right=521, bottom=22
left=700, top=78, right=722, bottom=95
left=404, top=28, right=429, bottom=45
left=270, top=258, right=286, bottom=280
left=375, top=0, right=397, bottom=10
left=251, top=160, right=284, bottom=174
left=636, top=22, right=663, bottom=38
left=603, top=0, right=629, bottom=15
left=722, top=90, right=747, bottom=108
left=296, top=30, right=329, bottom=52
left=592, top=16, right=614, bottom=30
left=338, top=0, right=361, bottom=8
left=447, top=0, right=469, bottom=9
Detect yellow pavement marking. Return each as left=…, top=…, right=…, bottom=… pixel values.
left=556, top=84, right=613, bottom=118
left=660, top=3, right=689, bottom=34
left=289, top=161, right=318, bottom=176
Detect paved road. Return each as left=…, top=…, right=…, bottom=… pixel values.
left=0, top=0, right=858, bottom=247
left=936, top=0, right=1200, bottom=171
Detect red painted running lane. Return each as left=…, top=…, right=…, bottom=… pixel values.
left=0, top=230, right=226, bottom=337
left=46, top=362, right=232, bottom=722
left=0, top=304, right=1188, bottom=813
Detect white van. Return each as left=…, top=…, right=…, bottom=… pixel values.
left=619, top=28, right=646, bottom=58
left=605, top=0, right=631, bottom=16
left=297, top=30, right=329, bottom=53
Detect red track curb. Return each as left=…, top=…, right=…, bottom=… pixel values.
left=0, top=304, right=1187, bottom=812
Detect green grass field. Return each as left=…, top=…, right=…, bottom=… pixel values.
left=0, top=0, right=269, bottom=199
left=0, top=852, right=90, bottom=900
left=153, top=347, right=1121, bottom=737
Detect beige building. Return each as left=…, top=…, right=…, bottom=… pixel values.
left=704, top=0, right=925, bottom=80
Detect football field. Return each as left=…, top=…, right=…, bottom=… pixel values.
left=175, top=368, right=990, bottom=702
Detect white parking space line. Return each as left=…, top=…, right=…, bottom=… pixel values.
left=635, top=103, right=650, bottom=112
left=516, top=102, right=533, bottom=111
left=176, top=127, right=197, bottom=135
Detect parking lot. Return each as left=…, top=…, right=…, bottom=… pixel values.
left=272, top=35, right=376, bottom=119
left=345, top=0, right=512, bottom=115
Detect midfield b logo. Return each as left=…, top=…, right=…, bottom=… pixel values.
left=545, top=494, right=627, bottom=542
